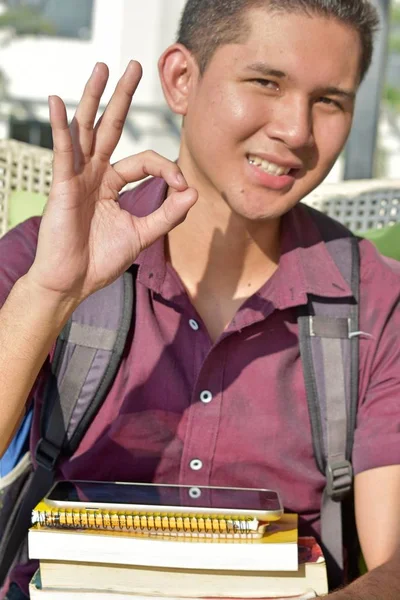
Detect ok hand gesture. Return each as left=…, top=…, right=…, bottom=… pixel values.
left=29, top=61, right=197, bottom=304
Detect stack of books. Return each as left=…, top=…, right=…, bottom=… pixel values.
left=27, top=497, right=328, bottom=599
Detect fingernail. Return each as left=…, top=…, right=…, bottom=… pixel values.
left=175, top=173, right=187, bottom=187
left=93, top=62, right=103, bottom=75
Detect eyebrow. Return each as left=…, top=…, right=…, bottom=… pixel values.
left=245, top=62, right=356, bottom=102
left=320, top=86, right=356, bottom=102
left=246, top=62, right=287, bottom=79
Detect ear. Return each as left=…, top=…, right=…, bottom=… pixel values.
left=158, top=44, right=199, bottom=116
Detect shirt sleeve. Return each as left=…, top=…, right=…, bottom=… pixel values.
left=0, top=217, right=41, bottom=308
left=352, top=242, right=400, bottom=474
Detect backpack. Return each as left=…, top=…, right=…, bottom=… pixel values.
left=0, top=207, right=359, bottom=593
left=0, top=267, right=137, bottom=597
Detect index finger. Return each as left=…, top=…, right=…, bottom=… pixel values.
left=92, top=61, right=142, bottom=162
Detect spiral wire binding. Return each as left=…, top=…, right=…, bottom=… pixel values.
left=34, top=509, right=264, bottom=538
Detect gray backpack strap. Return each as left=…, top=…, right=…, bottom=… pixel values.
left=38, top=267, right=135, bottom=457
left=0, top=268, right=136, bottom=587
left=298, top=208, right=360, bottom=589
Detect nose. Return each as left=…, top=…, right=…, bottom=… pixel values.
left=264, top=95, right=314, bottom=150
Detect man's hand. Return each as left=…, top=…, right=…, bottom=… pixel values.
left=27, top=61, right=197, bottom=305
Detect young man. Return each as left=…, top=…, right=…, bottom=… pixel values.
left=1, top=0, right=400, bottom=598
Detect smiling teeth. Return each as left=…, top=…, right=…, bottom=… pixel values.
left=248, top=155, right=291, bottom=176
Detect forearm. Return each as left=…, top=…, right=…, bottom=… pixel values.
left=328, top=554, right=400, bottom=600
left=0, top=274, right=77, bottom=456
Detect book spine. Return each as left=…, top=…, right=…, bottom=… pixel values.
left=33, top=509, right=265, bottom=537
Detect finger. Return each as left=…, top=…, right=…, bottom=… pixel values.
left=49, top=95, right=75, bottom=184
left=113, top=150, right=188, bottom=190
left=133, top=188, right=198, bottom=251
left=92, top=61, right=142, bottom=161
left=70, top=63, right=109, bottom=163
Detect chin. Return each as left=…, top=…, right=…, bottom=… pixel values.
left=230, top=205, right=287, bottom=223
left=227, top=194, right=298, bottom=222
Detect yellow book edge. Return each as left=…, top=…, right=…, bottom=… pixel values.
left=30, top=510, right=297, bottom=544
left=33, top=500, right=293, bottom=538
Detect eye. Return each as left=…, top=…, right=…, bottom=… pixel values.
left=251, top=79, right=279, bottom=91
left=317, top=97, right=343, bottom=110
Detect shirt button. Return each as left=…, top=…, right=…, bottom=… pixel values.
left=190, top=459, right=203, bottom=471
left=200, top=390, right=213, bottom=404
left=189, top=319, right=200, bottom=331
left=189, top=487, right=202, bottom=499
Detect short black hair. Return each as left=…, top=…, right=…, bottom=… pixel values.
left=177, top=0, right=380, bottom=82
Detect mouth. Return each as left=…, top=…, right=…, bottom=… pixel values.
left=247, top=154, right=300, bottom=177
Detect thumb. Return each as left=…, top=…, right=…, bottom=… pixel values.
left=132, top=188, right=198, bottom=251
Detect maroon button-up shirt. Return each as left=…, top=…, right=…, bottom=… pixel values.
left=1, top=177, right=400, bottom=594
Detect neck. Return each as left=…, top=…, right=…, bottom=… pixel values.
left=168, top=194, right=281, bottom=284
left=166, top=152, right=283, bottom=340
left=168, top=153, right=281, bottom=290
left=167, top=180, right=281, bottom=341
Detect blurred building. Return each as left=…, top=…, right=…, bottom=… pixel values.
left=0, top=0, right=400, bottom=182
left=0, top=0, right=186, bottom=162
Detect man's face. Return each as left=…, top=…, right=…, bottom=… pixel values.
left=178, top=9, right=362, bottom=221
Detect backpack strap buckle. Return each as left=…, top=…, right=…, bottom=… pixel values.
left=326, top=459, right=353, bottom=501
left=35, top=438, right=60, bottom=471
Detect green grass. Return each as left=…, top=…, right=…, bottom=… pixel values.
left=0, top=7, right=54, bottom=36
left=389, top=34, right=400, bottom=53
left=391, top=4, right=400, bottom=25
left=384, top=84, right=400, bottom=109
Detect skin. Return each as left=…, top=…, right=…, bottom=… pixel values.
left=174, top=10, right=360, bottom=222
left=0, top=8, right=399, bottom=598
left=161, top=10, right=362, bottom=340
left=29, top=61, right=198, bottom=303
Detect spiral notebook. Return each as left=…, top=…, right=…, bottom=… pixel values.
left=32, top=480, right=284, bottom=538
left=32, top=500, right=266, bottom=538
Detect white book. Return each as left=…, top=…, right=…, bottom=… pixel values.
left=39, top=539, right=328, bottom=598
left=29, top=570, right=320, bottom=600
left=28, top=515, right=298, bottom=572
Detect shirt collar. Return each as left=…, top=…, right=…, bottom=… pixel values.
left=122, top=178, right=353, bottom=306
left=266, top=203, right=354, bottom=310
left=121, top=178, right=169, bottom=294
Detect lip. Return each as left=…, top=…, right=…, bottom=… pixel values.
left=245, top=157, right=298, bottom=191
left=247, top=152, right=303, bottom=171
